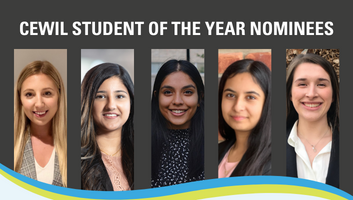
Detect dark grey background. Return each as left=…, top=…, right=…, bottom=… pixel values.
left=1, top=0, right=351, bottom=195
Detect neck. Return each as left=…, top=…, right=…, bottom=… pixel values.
left=30, top=122, right=53, bottom=145
left=297, top=117, right=330, bottom=140
left=233, top=130, right=250, bottom=152
left=30, top=122, right=52, bottom=138
left=96, top=130, right=122, bottom=155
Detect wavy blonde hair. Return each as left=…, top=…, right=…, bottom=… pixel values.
left=14, top=60, right=67, bottom=187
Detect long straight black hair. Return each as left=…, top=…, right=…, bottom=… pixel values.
left=219, top=59, right=271, bottom=175
left=151, top=59, right=204, bottom=180
left=81, top=63, right=134, bottom=190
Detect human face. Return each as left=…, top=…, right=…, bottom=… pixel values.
left=291, top=63, right=333, bottom=123
left=222, top=72, right=265, bottom=135
left=158, top=71, right=199, bottom=129
left=93, top=76, right=130, bottom=134
left=20, top=73, right=59, bottom=128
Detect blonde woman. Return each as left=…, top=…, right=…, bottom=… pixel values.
left=14, top=61, right=67, bottom=187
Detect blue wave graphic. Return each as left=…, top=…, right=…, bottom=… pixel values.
left=1, top=163, right=351, bottom=199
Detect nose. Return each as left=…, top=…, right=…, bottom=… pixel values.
left=34, top=96, right=44, bottom=108
left=233, top=97, right=245, bottom=112
left=306, top=84, right=318, bottom=98
left=105, top=96, right=116, bottom=110
left=173, top=93, right=184, bottom=105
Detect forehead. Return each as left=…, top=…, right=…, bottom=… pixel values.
left=98, top=76, right=128, bottom=91
left=224, top=72, right=263, bottom=92
left=293, top=63, right=330, bottom=80
left=21, top=73, right=56, bottom=91
left=160, top=71, right=196, bottom=88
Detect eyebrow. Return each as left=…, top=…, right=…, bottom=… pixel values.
left=223, top=88, right=261, bottom=96
left=22, top=87, right=55, bottom=92
left=96, top=90, right=128, bottom=94
left=160, top=84, right=196, bottom=90
left=294, top=78, right=330, bottom=82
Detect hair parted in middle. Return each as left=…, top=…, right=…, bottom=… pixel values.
left=218, top=59, right=271, bottom=176
left=286, top=53, right=339, bottom=131
left=151, top=59, right=204, bottom=180
left=81, top=63, right=134, bottom=190
left=14, top=60, right=67, bottom=186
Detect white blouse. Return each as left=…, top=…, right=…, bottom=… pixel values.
left=35, top=148, right=55, bottom=184
left=287, top=121, right=331, bottom=183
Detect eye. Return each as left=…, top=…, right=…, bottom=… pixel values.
left=116, top=95, right=125, bottom=99
left=44, top=91, right=52, bottom=96
left=317, top=83, right=326, bottom=87
left=95, top=94, right=106, bottom=99
left=184, top=90, right=194, bottom=95
left=298, top=83, right=307, bottom=87
left=246, top=95, right=256, bottom=100
left=163, top=90, right=172, bottom=95
left=25, top=92, right=33, bottom=98
left=225, top=93, right=235, bottom=98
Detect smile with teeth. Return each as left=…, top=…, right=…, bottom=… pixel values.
left=171, top=110, right=186, bottom=113
left=33, top=111, right=47, bottom=115
left=103, top=114, right=118, bottom=117
left=302, top=103, right=321, bottom=108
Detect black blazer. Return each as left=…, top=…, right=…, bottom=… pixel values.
left=286, top=124, right=339, bottom=188
left=218, top=139, right=271, bottom=176
left=81, top=152, right=114, bottom=191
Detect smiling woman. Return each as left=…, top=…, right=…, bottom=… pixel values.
left=286, top=53, right=340, bottom=188
left=151, top=60, right=204, bottom=187
left=218, top=59, right=271, bottom=177
left=81, top=63, right=134, bottom=191
left=14, top=60, right=67, bottom=187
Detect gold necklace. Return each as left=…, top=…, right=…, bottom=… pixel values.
left=100, top=148, right=121, bottom=156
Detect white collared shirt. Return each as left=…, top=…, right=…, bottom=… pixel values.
left=287, top=121, right=331, bottom=183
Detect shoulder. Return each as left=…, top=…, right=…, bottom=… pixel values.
left=219, top=139, right=234, bottom=152
left=218, top=139, right=235, bottom=161
left=81, top=153, right=113, bottom=191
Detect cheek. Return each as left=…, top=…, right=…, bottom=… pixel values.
left=158, top=96, right=171, bottom=108
left=221, top=99, right=230, bottom=114
left=20, top=99, right=32, bottom=113
left=185, top=96, right=199, bottom=109
left=122, top=101, right=131, bottom=117
left=290, top=88, right=301, bottom=102
left=323, top=88, right=333, bottom=102
left=250, top=101, right=264, bottom=121
left=92, top=102, right=102, bottom=118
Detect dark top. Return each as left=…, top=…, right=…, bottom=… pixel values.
left=218, top=138, right=271, bottom=176
left=81, top=151, right=114, bottom=191
left=151, top=129, right=205, bottom=187
left=286, top=124, right=339, bottom=188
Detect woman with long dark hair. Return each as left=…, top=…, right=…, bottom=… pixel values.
left=151, top=59, right=204, bottom=187
left=218, top=59, right=271, bottom=177
left=286, top=53, right=339, bottom=188
left=81, top=63, right=134, bottom=190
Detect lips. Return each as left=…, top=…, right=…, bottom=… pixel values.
left=103, top=113, right=119, bottom=119
left=300, top=102, right=324, bottom=111
left=33, top=110, right=48, bottom=118
left=302, top=103, right=321, bottom=108
left=232, top=116, right=247, bottom=121
left=170, top=109, right=187, bottom=116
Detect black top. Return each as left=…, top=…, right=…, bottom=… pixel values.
left=81, top=151, right=114, bottom=191
left=218, top=138, right=271, bottom=176
left=151, top=129, right=204, bottom=187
